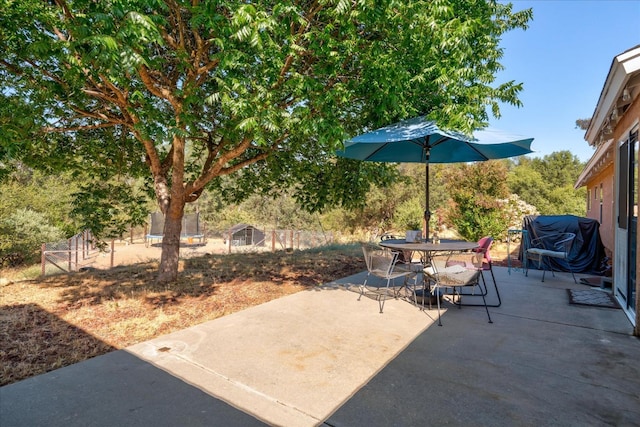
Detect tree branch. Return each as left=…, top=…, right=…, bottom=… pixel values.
left=43, top=121, right=119, bottom=133
left=21, top=59, right=67, bottom=87
left=98, top=74, right=129, bottom=106
left=54, top=0, right=74, bottom=20
left=138, top=65, right=180, bottom=112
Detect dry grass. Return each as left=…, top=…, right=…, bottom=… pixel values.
left=0, top=244, right=364, bottom=386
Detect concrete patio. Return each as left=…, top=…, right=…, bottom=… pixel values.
left=1, top=264, right=638, bottom=426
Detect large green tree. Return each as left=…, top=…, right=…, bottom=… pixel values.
left=1, top=0, right=532, bottom=282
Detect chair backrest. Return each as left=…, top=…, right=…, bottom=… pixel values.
left=532, top=232, right=575, bottom=254
left=553, top=232, right=576, bottom=255
left=476, top=236, right=494, bottom=264
left=427, top=251, right=482, bottom=286
left=528, top=233, right=576, bottom=265
left=362, top=244, right=399, bottom=277
left=380, top=233, right=401, bottom=241
left=362, top=244, right=377, bottom=271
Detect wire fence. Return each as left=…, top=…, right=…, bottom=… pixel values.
left=227, top=229, right=334, bottom=253
left=40, top=226, right=336, bottom=274
left=41, top=230, right=99, bottom=276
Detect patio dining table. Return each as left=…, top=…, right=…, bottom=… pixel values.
left=379, top=239, right=480, bottom=309
left=379, top=239, right=479, bottom=256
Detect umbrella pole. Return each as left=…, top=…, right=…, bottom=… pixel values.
left=424, top=157, right=431, bottom=242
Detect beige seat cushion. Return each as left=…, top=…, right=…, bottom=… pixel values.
left=527, top=248, right=566, bottom=259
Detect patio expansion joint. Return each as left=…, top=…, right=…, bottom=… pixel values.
left=493, top=311, right=634, bottom=337
left=167, top=351, right=321, bottom=423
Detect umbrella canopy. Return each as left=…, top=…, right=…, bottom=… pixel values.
left=336, top=116, right=534, bottom=239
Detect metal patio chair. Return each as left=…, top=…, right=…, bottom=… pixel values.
left=453, top=236, right=502, bottom=307
left=525, top=232, right=577, bottom=283
left=423, top=250, right=493, bottom=326
left=360, top=243, right=417, bottom=313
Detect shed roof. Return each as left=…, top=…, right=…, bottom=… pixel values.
left=228, top=223, right=256, bottom=234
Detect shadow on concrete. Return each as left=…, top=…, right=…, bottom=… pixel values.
left=0, top=350, right=267, bottom=427
left=324, top=267, right=640, bottom=426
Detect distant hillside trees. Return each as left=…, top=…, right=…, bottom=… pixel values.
left=507, top=151, right=586, bottom=216
left=0, top=150, right=586, bottom=267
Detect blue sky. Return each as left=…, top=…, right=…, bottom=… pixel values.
left=489, top=0, right=640, bottom=163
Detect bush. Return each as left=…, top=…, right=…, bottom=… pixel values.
left=443, top=161, right=511, bottom=242
left=0, top=209, right=63, bottom=267
left=392, top=198, right=423, bottom=231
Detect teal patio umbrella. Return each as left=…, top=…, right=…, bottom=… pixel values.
left=336, top=116, right=534, bottom=240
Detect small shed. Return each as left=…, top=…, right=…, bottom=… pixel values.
left=227, top=224, right=265, bottom=246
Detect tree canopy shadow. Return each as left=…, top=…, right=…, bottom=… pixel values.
left=0, top=303, right=116, bottom=386
left=33, top=247, right=363, bottom=309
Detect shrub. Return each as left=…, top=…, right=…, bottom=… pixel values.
left=0, top=209, right=63, bottom=267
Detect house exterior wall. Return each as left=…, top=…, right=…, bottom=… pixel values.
left=578, top=45, right=640, bottom=333
left=613, top=93, right=639, bottom=332
left=585, top=164, right=615, bottom=256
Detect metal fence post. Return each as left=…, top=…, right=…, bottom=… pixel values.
left=75, top=234, right=80, bottom=267
left=68, top=238, right=72, bottom=271
left=41, top=243, right=46, bottom=276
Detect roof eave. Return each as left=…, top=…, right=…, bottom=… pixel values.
left=585, top=45, right=640, bottom=145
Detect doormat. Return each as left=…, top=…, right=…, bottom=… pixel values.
left=567, top=289, right=619, bottom=309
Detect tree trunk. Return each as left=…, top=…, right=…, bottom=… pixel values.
left=157, top=201, right=185, bottom=284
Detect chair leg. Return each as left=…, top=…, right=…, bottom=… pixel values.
left=540, top=256, right=560, bottom=282
left=563, top=256, right=577, bottom=284
left=445, top=282, right=493, bottom=324
left=419, top=278, right=433, bottom=312
left=549, top=257, right=577, bottom=284
left=455, top=269, right=502, bottom=307
left=568, top=266, right=577, bottom=284
left=435, top=283, right=442, bottom=326
left=460, top=282, right=493, bottom=323
left=478, top=273, right=489, bottom=296
left=539, top=256, right=556, bottom=282
left=358, top=273, right=370, bottom=301
left=489, top=268, right=501, bottom=307
left=481, top=289, right=493, bottom=324
left=409, top=273, right=423, bottom=309
left=379, top=278, right=394, bottom=313
left=395, top=275, right=412, bottom=299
